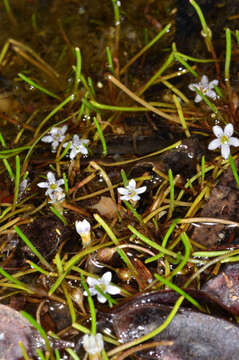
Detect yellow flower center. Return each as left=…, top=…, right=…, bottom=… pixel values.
left=50, top=184, right=57, bottom=190
left=128, top=190, right=136, bottom=198
left=220, top=135, right=229, bottom=144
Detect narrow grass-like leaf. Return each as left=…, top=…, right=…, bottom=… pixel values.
left=175, top=54, right=198, bottom=77
left=167, top=232, right=191, bottom=280
left=0, top=132, right=6, bottom=147
left=173, top=95, right=190, bottom=137
left=120, top=169, right=128, bottom=186
left=168, top=169, right=174, bottom=218
left=0, top=266, right=32, bottom=293
left=123, top=200, right=142, bottom=222
left=14, top=226, right=53, bottom=271
left=128, top=225, right=178, bottom=258
left=19, top=341, right=31, bottom=360
left=50, top=206, right=68, bottom=225
left=12, top=155, right=20, bottom=211
left=94, top=213, right=119, bottom=245
left=2, top=158, right=14, bottom=181
left=66, top=349, right=80, bottom=360
left=93, top=116, right=107, bottom=155
left=18, top=73, right=61, bottom=100
left=81, top=275, right=97, bottom=334
left=108, top=296, right=184, bottom=356
left=63, top=172, right=69, bottom=194
left=34, top=94, right=73, bottom=137
left=73, top=47, right=81, bottom=96
left=117, top=247, right=138, bottom=277
left=201, top=155, right=205, bottom=184
left=120, top=23, right=172, bottom=75
left=106, top=46, right=114, bottom=74
left=154, top=273, right=204, bottom=312
left=225, top=28, right=231, bottom=82
left=21, top=311, right=51, bottom=355
left=229, top=155, right=239, bottom=188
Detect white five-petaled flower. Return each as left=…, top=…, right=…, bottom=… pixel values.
left=117, top=179, right=147, bottom=202
left=208, top=123, right=239, bottom=159
left=63, top=134, right=89, bottom=160
left=188, top=75, right=219, bottom=103
left=83, top=272, right=120, bottom=303
left=41, top=125, right=68, bottom=153
left=75, top=219, right=91, bottom=248
left=83, top=333, right=104, bottom=357
left=37, top=171, right=65, bottom=203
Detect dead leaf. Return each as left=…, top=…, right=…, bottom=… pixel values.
left=90, top=196, right=117, bottom=218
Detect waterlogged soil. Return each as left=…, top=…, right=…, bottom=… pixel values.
left=1, top=0, right=239, bottom=359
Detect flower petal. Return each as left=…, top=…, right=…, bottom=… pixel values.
left=61, top=125, right=68, bottom=134
left=208, top=79, right=218, bottom=89
left=221, top=144, right=230, bottom=159
left=80, top=145, right=88, bottom=155
left=136, top=186, right=147, bottom=194
left=56, top=179, right=65, bottom=186
left=102, top=271, right=112, bottom=284
left=194, top=94, right=202, bottom=103
left=224, top=123, right=234, bottom=137
left=119, top=195, right=130, bottom=201
left=70, top=148, right=77, bottom=160
left=229, top=137, right=239, bottom=147
left=87, top=276, right=99, bottom=287
left=97, top=293, right=107, bottom=303
left=41, top=135, right=53, bottom=143
left=47, top=172, right=56, bottom=183
left=188, top=83, right=197, bottom=91
left=206, top=89, right=218, bottom=100
left=128, top=179, right=136, bottom=189
left=37, top=182, right=49, bottom=188
left=131, top=194, right=140, bottom=201
left=117, top=187, right=128, bottom=195
left=201, top=75, right=209, bottom=87
left=208, top=138, right=221, bottom=150
left=72, top=134, right=80, bottom=145
left=106, top=284, right=120, bottom=295
left=212, top=125, right=223, bottom=138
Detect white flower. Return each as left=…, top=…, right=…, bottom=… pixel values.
left=63, top=134, right=89, bottom=160
left=41, top=125, right=68, bottom=152
left=83, top=333, right=104, bottom=356
left=188, top=75, right=219, bottom=103
left=75, top=219, right=91, bottom=235
left=37, top=171, right=65, bottom=203
left=83, top=272, right=120, bottom=303
left=208, top=123, right=239, bottom=159
left=117, top=179, right=147, bottom=202
left=75, top=219, right=91, bottom=247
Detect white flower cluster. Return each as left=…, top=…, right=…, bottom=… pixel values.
left=41, top=126, right=89, bottom=160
